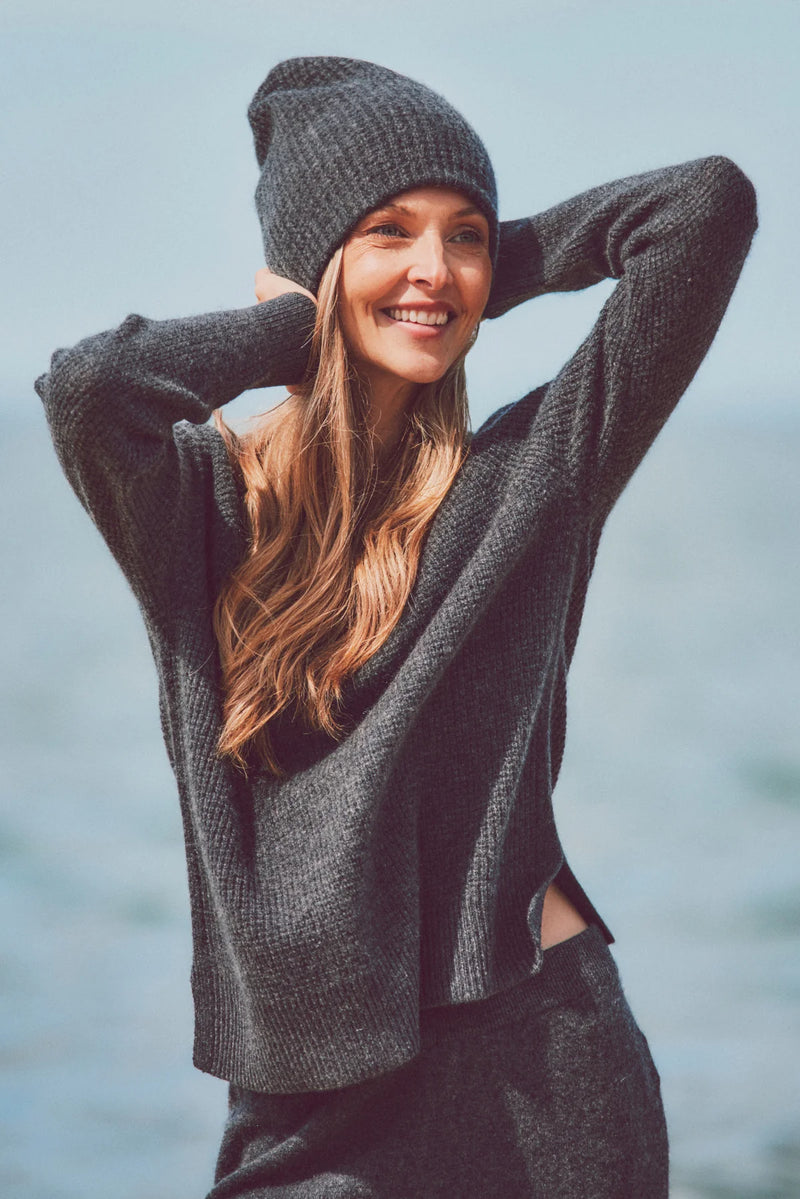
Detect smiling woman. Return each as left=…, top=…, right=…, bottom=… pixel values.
left=34, top=53, right=757, bottom=1199
left=212, top=184, right=493, bottom=780
left=338, top=190, right=492, bottom=451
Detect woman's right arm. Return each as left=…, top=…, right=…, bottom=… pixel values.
left=35, top=292, right=316, bottom=620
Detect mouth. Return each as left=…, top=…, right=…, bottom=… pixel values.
left=381, top=307, right=456, bottom=328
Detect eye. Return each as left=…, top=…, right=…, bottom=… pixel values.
left=452, top=227, right=485, bottom=245
left=367, top=222, right=408, bottom=238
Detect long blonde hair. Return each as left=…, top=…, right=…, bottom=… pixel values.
left=213, top=248, right=473, bottom=775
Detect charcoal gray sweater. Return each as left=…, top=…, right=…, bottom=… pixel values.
left=36, top=156, right=757, bottom=1093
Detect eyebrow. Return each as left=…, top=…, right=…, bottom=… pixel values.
left=369, top=202, right=485, bottom=220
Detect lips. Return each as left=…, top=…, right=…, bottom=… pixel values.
left=383, top=307, right=454, bottom=326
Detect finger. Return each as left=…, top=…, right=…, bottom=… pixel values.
left=254, top=267, right=275, bottom=302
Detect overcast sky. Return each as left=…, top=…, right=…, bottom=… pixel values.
left=4, top=0, right=797, bottom=426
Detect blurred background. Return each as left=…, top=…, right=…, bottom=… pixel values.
left=1, top=1, right=798, bottom=1196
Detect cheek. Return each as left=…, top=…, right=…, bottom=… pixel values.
left=464, top=261, right=493, bottom=314
left=337, top=295, right=360, bottom=350
left=339, top=262, right=384, bottom=347
left=340, top=250, right=391, bottom=308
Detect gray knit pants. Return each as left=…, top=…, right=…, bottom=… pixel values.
left=206, top=926, right=668, bottom=1198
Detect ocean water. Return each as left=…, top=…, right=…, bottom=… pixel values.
left=1, top=407, right=798, bottom=1199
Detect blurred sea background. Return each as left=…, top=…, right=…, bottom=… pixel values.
left=2, top=2, right=798, bottom=1197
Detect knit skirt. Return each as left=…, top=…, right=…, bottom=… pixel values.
left=205, top=926, right=668, bottom=1198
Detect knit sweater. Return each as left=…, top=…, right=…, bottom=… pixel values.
left=36, top=156, right=757, bottom=1094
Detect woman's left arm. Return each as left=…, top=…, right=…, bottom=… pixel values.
left=483, top=156, right=758, bottom=524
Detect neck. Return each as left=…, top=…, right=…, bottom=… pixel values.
left=364, top=373, right=419, bottom=463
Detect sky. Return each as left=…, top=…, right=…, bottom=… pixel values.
left=2, top=0, right=798, bottom=427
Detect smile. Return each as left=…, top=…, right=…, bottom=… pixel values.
left=384, top=308, right=453, bottom=327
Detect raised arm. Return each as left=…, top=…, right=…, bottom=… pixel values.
left=483, top=156, right=758, bottom=524
left=35, top=292, right=316, bottom=621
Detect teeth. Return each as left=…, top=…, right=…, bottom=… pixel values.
left=388, top=308, right=450, bottom=326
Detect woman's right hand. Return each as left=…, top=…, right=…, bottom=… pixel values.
left=254, top=268, right=317, bottom=307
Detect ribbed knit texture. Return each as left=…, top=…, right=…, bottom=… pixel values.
left=208, top=928, right=668, bottom=1197
left=249, top=57, right=499, bottom=290
left=35, top=156, right=757, bottom=1093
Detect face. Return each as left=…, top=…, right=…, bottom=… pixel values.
left=338, top=187, right=493, bottom=400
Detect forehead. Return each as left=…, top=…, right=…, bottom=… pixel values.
left=365, top=187, right=488, bottom=221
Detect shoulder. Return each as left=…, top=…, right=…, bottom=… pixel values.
left=174, top=419, right=246, bottom=536
left=472, top=384, right=551, bottom=451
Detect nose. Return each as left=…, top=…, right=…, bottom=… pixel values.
left=407, top=232, right=451, bottom=290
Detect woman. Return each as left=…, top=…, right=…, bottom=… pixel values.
left=36, top=56, right=757, bottom=1198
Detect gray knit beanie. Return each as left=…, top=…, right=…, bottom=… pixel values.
left=248, top=56, right=498, bottom=293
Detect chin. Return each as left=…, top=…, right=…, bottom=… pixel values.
left=395, top=355, right=460, bottom=386
left=404, top=368, right=451, bottom=386
left=354, top=347, right=465, bottom=396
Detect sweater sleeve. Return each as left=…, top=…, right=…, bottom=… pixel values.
left=34, top=291, right=316, bottom=619
left=482, top=156, right=758, bottom=524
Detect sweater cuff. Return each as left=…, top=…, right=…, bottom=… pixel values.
left=241, top=291, right=317, bottom=390
left=483, top=219, right=543, bottom=320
